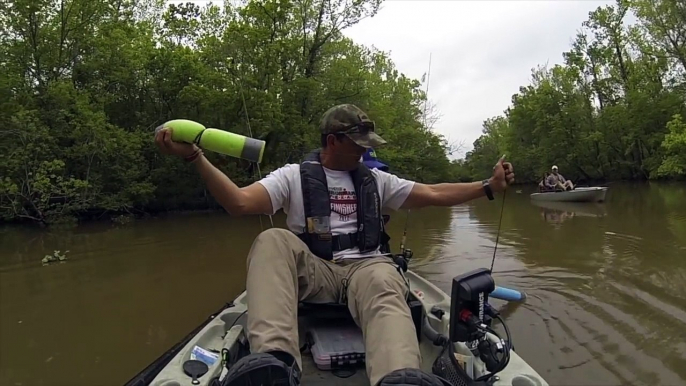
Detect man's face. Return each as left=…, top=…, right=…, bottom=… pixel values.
left=552, top=168, right=558, bottom=175
left=328, top=134, right=367, bottom=168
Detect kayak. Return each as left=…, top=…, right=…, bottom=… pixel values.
left=125, top=268, right=548, bottom=386
left=530, top=186, right=608, bottom=203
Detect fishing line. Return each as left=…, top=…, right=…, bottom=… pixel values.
left=489, top=190, right=507, bottom=273
left=233, top=60, right=274, bottom=229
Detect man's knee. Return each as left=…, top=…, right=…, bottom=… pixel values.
left=254, top=228, right=296, bottom=244
left=353, top=263, right=407, bottom=298
left=247, top=228, right=301, bottom=266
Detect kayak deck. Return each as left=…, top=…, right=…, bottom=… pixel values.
left=132, top=271, right=548, bottom=386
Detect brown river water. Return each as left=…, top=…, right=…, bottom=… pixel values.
left=1, top=182, right=685, bottom=386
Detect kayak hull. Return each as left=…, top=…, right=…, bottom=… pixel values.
left=127, top=270, right=548, bottom=386
left=530, top=187, right=608, bottom=202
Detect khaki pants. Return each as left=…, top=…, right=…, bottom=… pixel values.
left=245, top=228, right=421, bottom=385
left=554, top=180, right=574, bottom=191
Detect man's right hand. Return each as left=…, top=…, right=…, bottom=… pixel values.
left=153, top=126, right=273, bottom=216
left=155, top=127, right=198, bottom=158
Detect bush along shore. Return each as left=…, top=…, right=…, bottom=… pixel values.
left=1, top=0, right=684, bottom=227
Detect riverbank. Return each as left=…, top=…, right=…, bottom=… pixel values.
left=3, top=179, right=685, bottom=228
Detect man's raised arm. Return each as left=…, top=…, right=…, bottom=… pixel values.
left=192, top=156, right=273, bottom=216
left=401, top=158, right=514, bottom=210
left=156, top=127, right=273, bottom=216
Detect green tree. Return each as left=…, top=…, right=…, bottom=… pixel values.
left=0, top=0, right=455, bottom=225
left=460, top=0, right=686, bottom=183
left=657, top=114, right=686, bottom=177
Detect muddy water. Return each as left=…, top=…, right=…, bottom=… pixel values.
left=1, top=182, right=685, bottom=386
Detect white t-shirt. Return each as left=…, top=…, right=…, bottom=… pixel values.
left=257, top=163, right=415, bottom=260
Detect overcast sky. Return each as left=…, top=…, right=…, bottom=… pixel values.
left=182, top=0, right=617, bottom=157
left=342, top=0, right=616, bottom=157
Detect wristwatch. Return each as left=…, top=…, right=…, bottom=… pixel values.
left=482, top=179, right=494, bottom=201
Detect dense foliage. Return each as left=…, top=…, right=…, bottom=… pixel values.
left=0, top=0, right=455, bottom=225
left=458, top=0, right=686, bottom=184
left=2, top=0, right=684, bottom=226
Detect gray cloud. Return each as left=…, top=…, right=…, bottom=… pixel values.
left=344, top=0, right=616, bottom=157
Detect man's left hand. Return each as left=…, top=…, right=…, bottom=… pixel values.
left=490, top=156, right=515, bottom=193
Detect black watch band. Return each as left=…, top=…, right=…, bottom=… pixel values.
left=482, top=179, right=494, bottom=201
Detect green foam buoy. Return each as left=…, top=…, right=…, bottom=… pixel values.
left=155, top=119, right=265, bottom=163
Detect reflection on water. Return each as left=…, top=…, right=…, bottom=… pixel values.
left=532, top=201, right=608, bottom=225
left=413, top=182, right=686, bottom=386
left=1, top=182, right=685, bottom=386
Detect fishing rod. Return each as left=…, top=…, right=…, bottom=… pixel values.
left=399, top=53, right=432, bottom=255
left=399, top=209, right=411, bottom=255
left=398, top=166, right=423, bottom=254
left=233, top=60, right=274, bottom=229
left=155, top=55, right=275, bottom=229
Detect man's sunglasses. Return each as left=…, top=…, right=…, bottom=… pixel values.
left=338, top=121, right=376, bottom=136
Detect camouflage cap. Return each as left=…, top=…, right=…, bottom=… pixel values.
left=319, top=104, right=387, bottom=148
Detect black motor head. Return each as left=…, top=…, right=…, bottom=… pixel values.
left=449, top=268, right=495, bottom=342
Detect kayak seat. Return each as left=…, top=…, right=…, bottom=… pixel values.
left=297, top=295, right=423, bottom=340
left=296, top=297, right=423, bottom=375
left=297, top=302, right=355, bottom=320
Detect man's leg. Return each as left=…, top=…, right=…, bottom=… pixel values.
left=245, top=228, right=339, bottom=370
left=344, top=258, right=421, bottom=385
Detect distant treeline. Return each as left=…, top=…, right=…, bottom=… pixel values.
left=0, top=0, right=457, bottom=225
left=454, top=0, right=686, bottom=184
left=1, top=0, right=684, bottom=226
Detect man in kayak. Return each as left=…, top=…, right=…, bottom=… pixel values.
left=546, top=165, right=573, bottom=191
left=155, top=104, right=514, bottom=386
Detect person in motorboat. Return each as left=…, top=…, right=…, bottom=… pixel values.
left=546, top=165, right=573, bottom=191
left=154, top=104, right=514, bottom=386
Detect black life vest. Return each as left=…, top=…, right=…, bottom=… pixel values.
left=297, top=149, right=389, bottom=260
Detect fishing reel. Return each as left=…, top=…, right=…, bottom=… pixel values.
left=449, top=268, right=512, bottom=381
left=381, top=214, right=414, bottom=272
left=392, top=248, right=413, bottom=272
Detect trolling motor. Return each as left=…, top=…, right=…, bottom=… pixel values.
left=447, top=268, right=512, bottom=384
